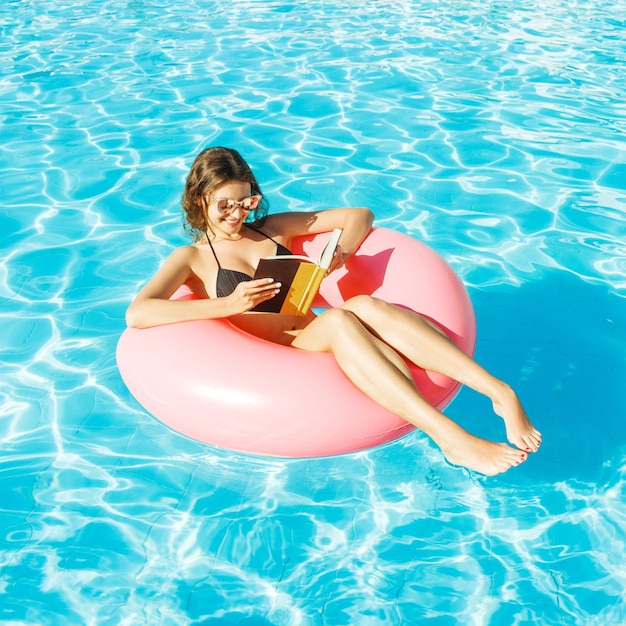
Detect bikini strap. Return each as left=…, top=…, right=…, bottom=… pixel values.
left=246, top=225, right=281, bottom=247
left=205, top=231, right=222, bottom=268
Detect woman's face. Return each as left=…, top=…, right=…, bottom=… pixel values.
left=204, top=180, right=253, bottom=236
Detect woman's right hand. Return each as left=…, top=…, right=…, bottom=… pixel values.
left=227, top=278, right=281, bottom=314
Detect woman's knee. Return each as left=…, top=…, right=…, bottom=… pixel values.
left=321, top=306, right=360, bottom=330
left=293, top=307, right=360, bottom=352
left=342, top=294, right=388, bottom=319
left=342, top=295, right=440, bottom=335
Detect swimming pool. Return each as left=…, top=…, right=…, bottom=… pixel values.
left=1, top=0, right=625, bottom=623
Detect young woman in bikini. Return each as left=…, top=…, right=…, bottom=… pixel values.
left=126, top=146, right=542, bottom=475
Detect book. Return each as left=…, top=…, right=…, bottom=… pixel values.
left=252, top=228, right=343, bottom=315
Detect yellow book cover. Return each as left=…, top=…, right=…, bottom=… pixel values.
left=252, top=229, right=342, bottom=315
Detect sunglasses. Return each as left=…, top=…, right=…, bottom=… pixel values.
left=209, top=194, right=262, bottom=214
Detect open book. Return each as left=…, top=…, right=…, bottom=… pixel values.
left=252, top=228, right=342, bottom=315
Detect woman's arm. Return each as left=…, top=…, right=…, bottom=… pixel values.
left=265, top=207, right=374, bottom=267
left=125, top=246, right=280, bottom=329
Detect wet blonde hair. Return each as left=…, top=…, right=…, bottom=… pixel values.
left=181, top=146, right=269, bottom=240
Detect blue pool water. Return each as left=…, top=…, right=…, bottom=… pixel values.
left=1, top=0, right=625, bottom=624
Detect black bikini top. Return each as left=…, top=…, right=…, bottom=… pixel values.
left=205, top=226, right=293, bottom=298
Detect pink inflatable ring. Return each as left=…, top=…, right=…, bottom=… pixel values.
left=117, top=227, right=476, bottom=458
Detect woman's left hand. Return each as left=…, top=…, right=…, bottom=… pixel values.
left=327, top=244, right=347, bottom=273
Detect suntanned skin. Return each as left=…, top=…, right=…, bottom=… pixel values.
left=127, top=181, right=542, bottom=476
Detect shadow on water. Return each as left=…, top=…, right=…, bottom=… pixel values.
left=448, top=269, right=625, bottom=485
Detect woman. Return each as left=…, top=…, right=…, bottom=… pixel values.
left=126, top=147, right=542, bottom=475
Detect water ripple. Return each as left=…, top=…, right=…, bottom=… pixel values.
left=1, top=0, right=625, bottom=623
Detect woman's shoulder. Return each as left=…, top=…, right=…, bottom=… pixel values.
left=256, top=212, right=293, bottom=226
left=258, top=211, right=314, bottom=237
left=164, top=243, right=202, bottom=267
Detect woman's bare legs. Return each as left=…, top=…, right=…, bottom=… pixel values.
left=340, top=296, right=542, bottom=453
left=292, top=307, right=529, bottom=476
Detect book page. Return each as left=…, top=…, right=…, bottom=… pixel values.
left=318, top=228, right=343, bottom=269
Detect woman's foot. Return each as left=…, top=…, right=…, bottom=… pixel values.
left=492, top=384, right=542, bottom=453
left=441, top=431, right=528, bottom=476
